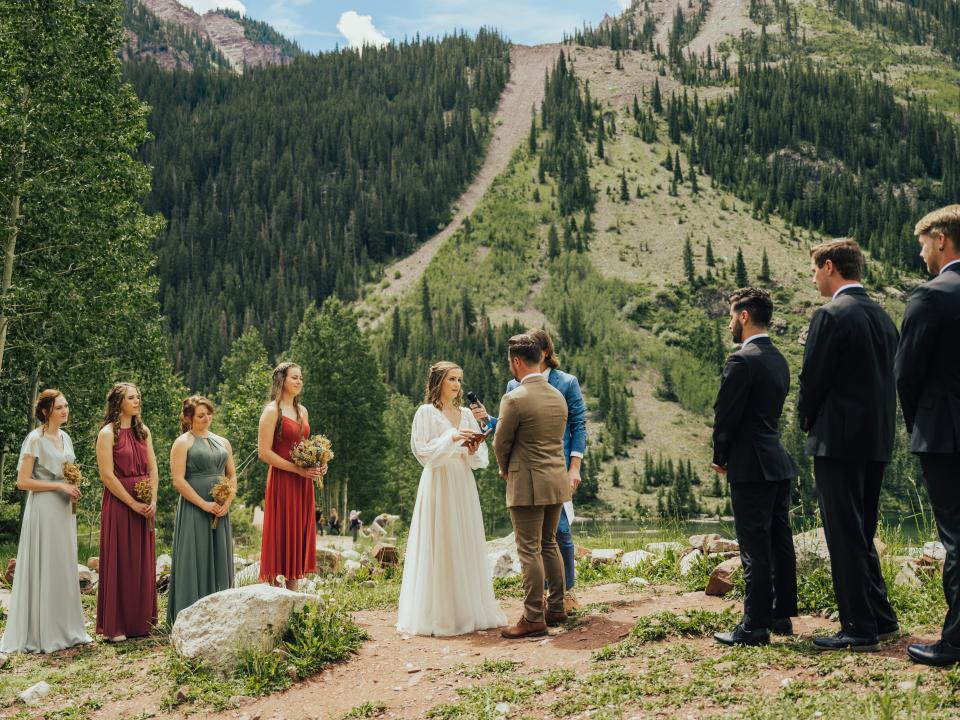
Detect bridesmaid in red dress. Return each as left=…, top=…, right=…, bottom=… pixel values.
left=258, top=362, right=328, bottom=590
left=95, top=383, right=159, bottom=640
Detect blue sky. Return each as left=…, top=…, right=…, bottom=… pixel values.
left=180, top=0, right=631, bottom=52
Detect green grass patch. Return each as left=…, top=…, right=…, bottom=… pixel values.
left=165, top=601, right=367, bottom=710
left=342, top=701, right=388, bottom=719
left=593, top=607, right=741, bottom=661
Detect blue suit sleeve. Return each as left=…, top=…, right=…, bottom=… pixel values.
left=565, top=376, right=588, bottom=455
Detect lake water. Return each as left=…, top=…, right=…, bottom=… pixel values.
left=490, top=513, right=936, bottom=546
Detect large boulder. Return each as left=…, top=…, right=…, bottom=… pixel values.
left=372, top=543, right=399, bottom=568
left=156, top=554, right=172, bottom=592
left=922, top=541, right=946, bottom=566
left=171, top=585, right=314, bottom=674
left=689, top=534, right=721, bottom=553
left=793, top=528, right=831, bottom=564
left=705, top=557, right=741, bottom=596
left=77, top=564, right=98, bottom=593
left=620, top=549, right=653, bottom=569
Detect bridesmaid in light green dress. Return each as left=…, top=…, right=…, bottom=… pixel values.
left=166, top=396, right=235, bottom=626
left=1, top=390, right=91, bottom=653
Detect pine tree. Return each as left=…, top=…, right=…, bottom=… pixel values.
left=705, top=237, right=715, bottom=266
left=673, top=151, right=684, bottom=183
left=612, top=466, right=622, bottom=487
left=759, top=248, right=771, bottom=281
left=735, top=247, right=749, bottom=286
left=651, top=78, right=663, bottom=113
left=595, top=124, right=605, bottom=158
left=528, top=117, right=537, bottom=154
left=632, top=94, right=641, bottom=120
left=547, top=223, right=560, bottom=259
left=421, top=279, right=434, bottom=334
left=620, top=169, right=630, bottom=201
left=683, top=237, right=695, bottom=283
left=689, top=164, right=699, bottom=194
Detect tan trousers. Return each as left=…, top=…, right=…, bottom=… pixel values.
left=509, top=503, right=565, bottom=623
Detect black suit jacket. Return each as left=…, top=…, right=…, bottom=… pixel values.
left=895, top=264, right=960, bottom=453
left=713, top=336, right=799, bottom=483
left=797, top=287, right=898, bottom=461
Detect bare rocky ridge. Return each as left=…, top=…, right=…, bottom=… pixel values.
left=126, top=0, right=291, bottom=73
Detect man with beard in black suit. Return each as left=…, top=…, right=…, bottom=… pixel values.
left=799, top=239, right=900, bottom=652
left=895, top=205, right=960, bottom=665
left=712, top=287, right=799, bottom=646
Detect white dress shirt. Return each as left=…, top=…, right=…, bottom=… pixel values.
left=940, top=259, right=960, bottom=275
left=832, top=283, right=864, bottom=300
left=740, top=332, right=769, bottom=349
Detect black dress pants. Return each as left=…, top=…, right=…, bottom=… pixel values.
left=919, top=453, right=960, bottom=644
left=730, top=478, right=798, bottom=629
left=814, top=457, right=898, bottom=638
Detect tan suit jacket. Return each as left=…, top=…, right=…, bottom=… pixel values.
left=493, top=374, right=571, bottom=508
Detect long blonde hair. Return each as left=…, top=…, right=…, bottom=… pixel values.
left=424, top=361, right=462, bottom=410
left=269, top=361, right=303, bottom=437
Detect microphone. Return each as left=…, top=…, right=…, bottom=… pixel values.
left=466, top=391, right=490, bottom=432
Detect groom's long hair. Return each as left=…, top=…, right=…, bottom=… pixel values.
left=425, top=361, right=463, bottom=410
left=529, top=328, right=560, bottom=369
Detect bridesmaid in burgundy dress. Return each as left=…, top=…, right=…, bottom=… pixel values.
left=258, top=362, right=328, bottom=590
left=95, top=382, right=159, bottom=640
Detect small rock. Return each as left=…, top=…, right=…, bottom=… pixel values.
left=620, top=549, right=653, bottom=569
left=781, top=677, right=793, bottom=687
left=898, top=680, right=916, bottom=691
left=77, top=564, right=98, bottom=593
left=87, top=556, right=99, bottom=572
left=344, top=559, right=362, bottom=578
left=495, top=702, right=511, bottom=714
left=0, top=652, right=8, bottom=668
left=364, top=579, right=376, bottom=588
left=574, top=544, right=591, bottom=559
left=679, top=549, right=703, bottom=576
left=590, top=548, right=623, bottom=564
left=627, top=577, right=650, bottom=587
left=704, top=538, right=739, bottom=554
left=341, top=549, right=363, bottom=562
left=4, top=558, right=15, bottom=584
left=287, top=665, right=299, bottom=681
left=895, top=563, right=921, bottom=589
left=922, top=541, right=946, bottom=564
left=705, top=557, right=742, bottom=596
left=18, top=681, right=50, bottom=706
left=645, top=541, right=685, bottom=556
left=175, top=686, right=189, bottom=703
left=689, top=533, right=721, bottom=552
left=315, top=548, right=342, bottom=575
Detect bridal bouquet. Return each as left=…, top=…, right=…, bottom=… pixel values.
left=290, top=434, right=334, bottom=490
left=210, top=475, right=236, bottom=530
left=62, top=462, right=85, bottom=514
left=133, top=479, right=154, bottom=530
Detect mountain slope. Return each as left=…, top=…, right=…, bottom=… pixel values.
left=123, top=0, right=296, bottom=72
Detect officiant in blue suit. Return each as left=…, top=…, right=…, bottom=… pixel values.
left=472, top=329, right=587, bottom=612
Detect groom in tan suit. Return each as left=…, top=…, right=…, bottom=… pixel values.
left=494, top=334, right=572, bottom=638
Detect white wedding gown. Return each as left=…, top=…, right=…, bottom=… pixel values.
left=396, top=404, right=507, bottom=636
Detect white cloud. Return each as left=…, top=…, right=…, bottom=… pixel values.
left=337, top=10, right=390, bottom=49
left=386, top=5, right=588, bottom=46
left=179, top=0, right=247, bottom=16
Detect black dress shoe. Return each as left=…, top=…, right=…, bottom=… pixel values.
left=771, top=618, right=794, bottom=636
left=812, top=631, right=879, bottom=652
left=714, top=623, right=770, bottom=647
left=878, top=624, right=900, bottom=642
left=907, top=641, right=960, bottom=666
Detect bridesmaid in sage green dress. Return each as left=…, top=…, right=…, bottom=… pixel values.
left=1, top=390, right=91, bottom=653
left=166, top=396, right=236, bottom=626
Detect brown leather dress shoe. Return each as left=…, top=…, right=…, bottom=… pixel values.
left=500, top=617, right=548, bottom=639
left=545, top=609, right=568, bottom=627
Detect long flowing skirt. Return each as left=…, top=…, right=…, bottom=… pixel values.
left=166, top=473, right=234, bottom=626
left=259, top=467, right=316, bottom=582
left=0, top=490, right=91, bottom=653
left=96, top=476, right=157, bottom=638
left=397, top=462, right=506, bottom=636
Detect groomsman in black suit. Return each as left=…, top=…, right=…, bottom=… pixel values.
left=895, top=205, right=960, bottom=666
left=798, top=239, right=900, bottom=652
left=712, top=288, right=799, bottom=646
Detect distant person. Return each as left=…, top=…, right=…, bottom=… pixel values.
left=710, top=289, right=798, bottom=647
left=798, top=239, right=899, bottom=652
left=349, top=510, right=362, bottom=542
left=329, top=507, right=341, bottom=535
left=895, top=205, right=960, bottom=666
left=316, top=510, right=326, bottom=536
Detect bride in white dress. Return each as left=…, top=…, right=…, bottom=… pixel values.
left=396, top=361, right=506, bottom=636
